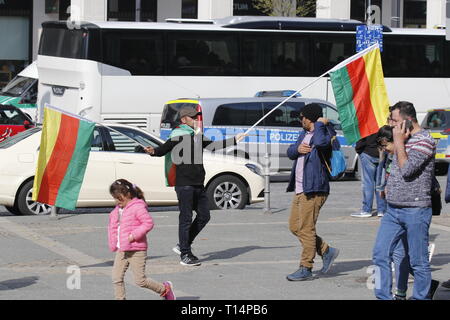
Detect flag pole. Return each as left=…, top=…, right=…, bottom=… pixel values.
left=243, top=43, right=379, bottom=136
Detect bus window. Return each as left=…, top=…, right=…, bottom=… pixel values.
left=168, top=33, right=239, bottom=76
left=270, top=37, right=310, bottom=76
left=212, top=103, right=263, bottom=126
left=382, top=35, right=445, bottom=77
left=39, top=28, right=87, bottom=59
left=313, top=35, right=354, bottom=74
left=103, top=31, right=164, bottom=75
left=242, top=35, right=270, bottom=75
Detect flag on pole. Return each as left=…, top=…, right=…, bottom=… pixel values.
left=32, top=104, right=95, bottom=210
left=329, top=43, right=390, bottom=144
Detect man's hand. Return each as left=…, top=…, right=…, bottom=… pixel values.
left=235, top=132, right=247, bottom=142
left=144, top=146, right=155, bottom=155
left=298, top=143, right=312, bottom=155
left=393, top=120, right=411, bottom=142
left=393, top=120, right=410, bottom=168
left=317, top=117, right=329, bottom=125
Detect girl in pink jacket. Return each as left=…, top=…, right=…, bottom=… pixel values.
left=108, top=179, right=175, bottom=300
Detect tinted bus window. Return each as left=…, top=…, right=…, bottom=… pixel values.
left=168, top=32, right=239, bottom=76
left=212, top=103, right=263, bottom=126
left=382, top=35, right=445, bottom=77
left=103, top=31, right=164, bottom=75
left=270, top=37, right=310, bottom=76
left=313, top=35, right=355, bottom=75
left=263, top=102, right=304, bottom=127
left=242, top=35, right=270, bottom=75
left=39, top=28, right=87, bottom=59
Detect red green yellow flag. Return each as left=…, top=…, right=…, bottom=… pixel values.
left=330, top=44, right=390, bottom=144
left=32, top=105, right=95, bottom=210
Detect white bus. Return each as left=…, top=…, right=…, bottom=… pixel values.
left=37, top=16, right=450, bottom=134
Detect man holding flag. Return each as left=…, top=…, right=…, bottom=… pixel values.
left=145, top=106, right=245, bottom=266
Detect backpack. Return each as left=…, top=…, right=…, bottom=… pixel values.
left=431, top=176, right=441, bottom=216
left=321, top=127, right=346, bottom=180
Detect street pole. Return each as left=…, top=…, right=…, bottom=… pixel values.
left=50, top=206, right=58, bottom=219
left=263, top=131, right=272, bottom=214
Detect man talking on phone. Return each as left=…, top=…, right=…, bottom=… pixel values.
left=372, top=101, right=436, bottom=300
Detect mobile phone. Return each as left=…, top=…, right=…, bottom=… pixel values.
left=404, top=119, right=414, bottom=131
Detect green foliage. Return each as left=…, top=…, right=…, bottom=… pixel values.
left=252, top=0, right=316, bottom=17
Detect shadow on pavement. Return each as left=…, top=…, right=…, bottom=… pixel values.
left=201, top=245, right=294, bottom=262
left=0, top=276, right=39, bottom=290
left=80, top=256, right=166, bottom=269
left=317, top=259, right=373, bottom=278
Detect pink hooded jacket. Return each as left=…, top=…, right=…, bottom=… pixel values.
left=107, top=198, right=154, bottom=252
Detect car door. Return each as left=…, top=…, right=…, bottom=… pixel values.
left=77, top=127, right=116, bottom=206
left=104, top=126, right=178, bottom=203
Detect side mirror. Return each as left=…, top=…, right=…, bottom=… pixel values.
left=23, top=120, right=32, bottom=129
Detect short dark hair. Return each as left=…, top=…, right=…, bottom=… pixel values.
left=376, top=125, right=394, bottom=145
left=389, top=101, right=417, bottom=121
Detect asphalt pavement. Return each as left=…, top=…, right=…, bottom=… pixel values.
left=0, top=176, right=450, bottom=301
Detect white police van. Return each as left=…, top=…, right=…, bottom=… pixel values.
left=160, top=96, right=358, bottom=175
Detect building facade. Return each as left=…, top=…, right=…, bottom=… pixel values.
left=0, top=0, right=447, bottom=83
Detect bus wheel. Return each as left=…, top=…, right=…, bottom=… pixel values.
left=207, top=175, right=248, bottom=210
left=16, top=180, right=52, bottom=215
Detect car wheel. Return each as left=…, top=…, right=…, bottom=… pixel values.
left=16, top=180, right=52, bottom=215
left=206, top=175, right=248, bottom=210
left=4, top=205, right=21, bottom=215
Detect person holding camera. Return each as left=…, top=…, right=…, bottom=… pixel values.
left=372, top=101, right=436, bottom=300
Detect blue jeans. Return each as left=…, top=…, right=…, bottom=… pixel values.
left=360, top=153, right=386, bottom=214
left=372, top=205, right=432, bottom=300
left=392, top=238, right=413, bottom=293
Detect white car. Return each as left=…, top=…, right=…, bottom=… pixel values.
left=0, top=124, right=264, bottom=215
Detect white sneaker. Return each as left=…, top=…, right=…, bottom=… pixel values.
left=428, top=243, right=435, bottom=262
left=172, top=244, right=181, bottom=255
left=351, top=212, right=372, bottom=218
left=377, top=212, right=385, bottom=217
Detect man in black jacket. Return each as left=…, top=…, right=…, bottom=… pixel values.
left=351, top=133, right=387, bottom=218
left=145, top=106, right=245, bottom=266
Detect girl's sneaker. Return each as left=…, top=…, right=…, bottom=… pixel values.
left=161, top=281, right=176, bottom=300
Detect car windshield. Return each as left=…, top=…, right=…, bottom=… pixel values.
left=421, top=111, right=450, bottom=130
left=0, top=107, right=28, bottom=124
left=0, top=127, right=40, bottom=149
left=1, top=76, right=36, bottom=97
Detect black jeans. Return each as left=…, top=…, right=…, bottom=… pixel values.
left=175, top=185, right=211, bottom=256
